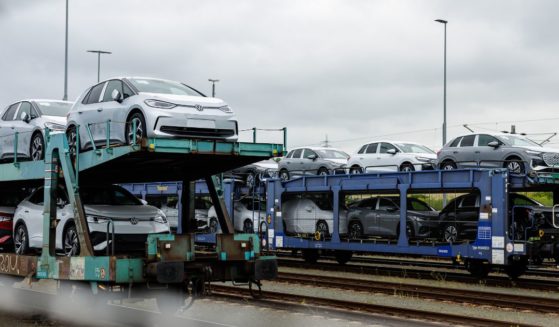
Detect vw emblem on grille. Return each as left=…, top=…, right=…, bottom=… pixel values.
left=195, top=104, right=204, bottom=111
left=130, top=217, right=138, bottom=225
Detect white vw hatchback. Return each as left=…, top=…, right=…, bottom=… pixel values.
left=66, top=77, right=238, bottom=151
left=13, top=184, right=169, bottom=256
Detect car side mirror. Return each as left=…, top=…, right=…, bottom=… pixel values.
left=387, top=149, right=397, bottom=155
left=111, top=89, right=123, bottom=103
left=21, top=112, right=30, bottom=123
left=308, top=154, right=317, bottom=161
left=487, top=141, right=500, bottom=148
left=139, top=199, right=148, bottom=205
left=305, top=206, right=313, bottom=212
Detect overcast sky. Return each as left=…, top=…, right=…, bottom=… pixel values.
left=1, top=1, right=559, bottom=152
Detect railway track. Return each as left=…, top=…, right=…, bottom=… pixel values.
left=277, top=258, right=559, bottom=291
left=277, top=271, right=559, bottom=314
left=210, top=284, right=537, bottom=327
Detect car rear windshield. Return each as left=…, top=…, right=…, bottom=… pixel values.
left=316, top=149, right=349, bottom=159
left=81, top=185, right=142, bottom=205
left=35, top=101, right=73, bottom=117
left=395, top=143, right=435, bottom=154
left=497, top=135, right=541, bottom=147
left=128, top=78, right=203, bottom=96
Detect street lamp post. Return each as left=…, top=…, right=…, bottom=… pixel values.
left=87, top=50, right=112, bottom=83
left=435, top=19, right=448, bottom=146
left=63, top=0, right=69, bottom=101
left=208, top=79, right=219, bottom=97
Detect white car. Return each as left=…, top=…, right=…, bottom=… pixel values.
left=13, top=185, right=169, bottom=256
left=281, top=194, right=348, bottom=237
left=348, top=141, right=437, bottom=173
left=66, top=77, right=238, bottom=151
left=0, top=100, right=71, bottom=161
left=207, top=197, right=266, bottom=233
left=159, top=196, right=213, bottom=231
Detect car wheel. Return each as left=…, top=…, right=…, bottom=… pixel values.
left=279, top=169, right=290, bottom=181
left=245, top=171, right=257, bottom=188
left=400, top=163, right=415, bottom=172
left=208, top=218, right=218, bottom=233
left=63, top=223, right=80, bottom=256
left=14, top=223, right=29, bottom=255
left=504, top=157, right=525, bottom=174
left=441, top=160, right=457, bottom=170
left=66, top=125, right=78, bottom=157
left=443, top=224, right=458, bottom=243
left=30, top=132, right=44, bottom=161
left=126, top=112, right=146, bottom=145
left=350, top=166, right=363, bottom=174
left=348, top=221, right=363, bottom=239
left=242, top=219, right=254, bottom=233
left=317, top=167, right=329, bottom=176
left=315, top=220, right=329, bottom=240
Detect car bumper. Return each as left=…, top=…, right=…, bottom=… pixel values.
left=150, top=110, right=238, bottom=141
left=91, top=232, right=169, bottom=253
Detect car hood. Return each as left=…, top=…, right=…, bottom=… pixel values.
left=324, top=158, right=348, bottom=165
left=254, top=160, right=278, bottom=170
left=42, top=115, right=67, bottom=125
left=140, top=92, right=228, bottom=108
left=0, top=206, right=15, bottom=215
left=519, top=146, right=559, bottom=154
left=409, top=211, right=439, bottom=219
left=407, top=153, right=437, bottom=159
left=84, top=205, right=161, bottom=220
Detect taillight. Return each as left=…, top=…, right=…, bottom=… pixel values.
left=0, top=216, right=12, bottom=222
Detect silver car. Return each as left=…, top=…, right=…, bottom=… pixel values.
left=66, top=77, right=238, bottom=151
left=0, top=100, right=71, bottom=161
left=437, top=133, right=559, bottom=174
left=278, top=147, right=349, bottom=181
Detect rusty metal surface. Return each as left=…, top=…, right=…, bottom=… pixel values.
left=0, top=253, right=37, bottom=277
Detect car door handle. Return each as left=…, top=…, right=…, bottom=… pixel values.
left=475, top=151, right=480, bottom=154
left=97, top=109, right=103, bottom=112
left=24, top=210, right=29, bottom=213
left=453, top=151, right=458, bottom=154
left=78, top=111, right=83, bottom=114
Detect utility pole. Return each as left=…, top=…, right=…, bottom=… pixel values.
left=208, top=79, right=219, bottom=97
left=63, top=0, right=69, bottom=100
left=87, top=50, right=112, bottom=83
left=435, top=19, right=448, bottom=146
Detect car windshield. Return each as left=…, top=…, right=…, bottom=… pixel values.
left=395, top=143, right=435, bottom=154
left=128, top=78, right=203, bottom=96
left=35, top=101, right=73, bottom=117
left=81, top=185, right=142, bottom=205
left=316, top=149, right=349, bottom=159
left=497, top=135, right=541, bottom=147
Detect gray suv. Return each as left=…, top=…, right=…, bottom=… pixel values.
left=278, top=147, right=349, bottom=181
left=437, top=133, right=559, bottom=174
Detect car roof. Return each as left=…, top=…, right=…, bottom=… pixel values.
left=6, top=99, right=74, bottom=106
left=288, top=146, right=345, bottom=151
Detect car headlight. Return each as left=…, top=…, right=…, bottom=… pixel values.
left=153, top=215, right=167, bottom=224
left=195, top=213, right=206, bottom=219
left=415, top=156, right=432, bottom=162
left=218, top=105, right=233, bottom=113
left=44, top=122, right=66, bottom=131
left=526, top=150, right=543, bottom=156
left=144, top=99, right=177, bottom=109
left=86, top=215, right=110, bottom=223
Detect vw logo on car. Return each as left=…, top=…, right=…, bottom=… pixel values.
left=130, top=217, right=139, bottom=225
left=195, top=104, right=204, bottom=111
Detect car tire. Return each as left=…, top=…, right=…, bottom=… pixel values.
left=317, top=167, right=329, bottom=176
left=440, top=160, right=457, bottom=170
left=209, top=218, right=218, bottom=233
left=443, top=224, right=458, bottom=243
left=242, top=219, right=254, bottom=233
left=14, top=223, right=29, bottom=255
left=63, top=223, right=80, bottom=256
left=348, top=221, right=363, bottom=239
left=350, top=166, right=363, bottom=174
left=245, top=171, right=258, bottom=188
left=126, top=112, right=146, bottom=145
left=30, top=132, right=44, bottom=161
left=400, top=163, right=415, bottom=172
left=279, top=169, right=290, bottom=181
left=504, top=157, right=525, bottom=174
left=66, top=125, right=79, bottom=157
left=315, top=220, right=329, bottom=240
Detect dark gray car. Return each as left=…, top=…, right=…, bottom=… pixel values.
left=279, top=147, right=349, bottom=181
left=437, top=133, right=559, bottom=174
left=347, top=196, right=439, bottom=239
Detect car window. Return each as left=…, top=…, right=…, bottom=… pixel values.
left=478, top=134, right=500, bottom=147
left=357, top=144, right=367, bottom=154
left=357, top=198, right=376, bottom=208
left=291, top=149, right=303, bottom=159
left=102, top=80, right=123, bottom=102
left=28, top=188, right=44, bottom=205
left=286, top=151, right=293, bottom=159
left=510, top=194, right=540, bottom=207
left=303, top=149, right=317, bottom=159
left=460, top=194, right=478, bottom=208
left=35, top=101, right=72, bottom=117
left=460, top=135, right=476, bottom=147
left=84, top=82, right=106, bottom=104
left=195, top=198, right=212, bottom=210
left=122, top=82, right=134, bottom=99
left=378, top=198, right=398, bottom=210
left=128, top=78, right=204, bottom=96
left=16, top=102, right=32, bottom=121
left=379, top=143, right=397, bottom=154
left=408, top=198, right=432, bottom=211
left=365, top=143, right=378, bottom=154
left=442, top=197, right=459, bottom=212
left=2, top=103, right=20, bottom=121
left=449, top=137, right=462, bottom=147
